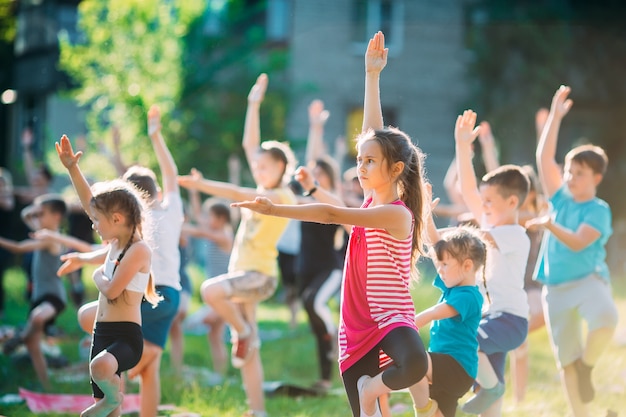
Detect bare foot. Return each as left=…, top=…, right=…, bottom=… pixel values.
left=81, top=392, right=123, bottom=417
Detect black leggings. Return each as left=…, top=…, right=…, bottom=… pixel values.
left=300, top=268, right=342, bottom=380
left=341, top=326, right=428, bottom=417
left=90, top=321, right=143, bottom=398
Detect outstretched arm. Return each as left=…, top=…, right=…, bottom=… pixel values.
left=32, top=229, right=94, bottom=253
left=537, top=86, right=571, bottom=198
left=148, top=105, right=179, bottom=196
left=415, top=302, right=459, bottom=330
left=363, top=31, right=387, bottom=132
left=178, top=168, right=260, bottom=202
left=57, top=246, right=108, bottom=276
left=242, top=74, right=268, bottom=169
left=56, top=135, right=93, bottom=216
left=0, top=236, right=47, bottom=254
left=454, top=110, right=484, bottom=221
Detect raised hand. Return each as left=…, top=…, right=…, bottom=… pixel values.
left=423, top=182, right=440, bottom=211
left=248, top=73, right=268, bottom=105
left=177, top=168, right=203, bottom=189
left=55, top=135, right=82, bottom=169
left=478, top=121, right=495, bottom=149
left=294, top=166, right=315, bottom=191
left=308, top=99, right=330, bottom=126
left=231, top=196, right=274, bottom=215
left=455, top=110, right=481, bottom=146
left=365, top=31, right=388, bottom=73
left=525, top=214, right=552, bottom=230
left=550, top=85, right=573, bottom=119
left=147, top=105, right=161, bottom=138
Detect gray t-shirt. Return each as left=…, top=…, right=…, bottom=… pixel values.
left=31, top=249, right=67, bottom=304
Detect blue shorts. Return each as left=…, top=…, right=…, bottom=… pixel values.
left=477, top=312, right=528, bottom=382
left=141, top=285, right=180, bottom=349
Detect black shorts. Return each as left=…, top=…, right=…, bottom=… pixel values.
left=430, top=353, right=475, bottom=417
left=90, top=321, right=143, bottom=398
left=30, top=294, right=66, bottom=334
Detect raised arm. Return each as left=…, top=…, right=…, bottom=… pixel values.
left=454, top=110, right=484, bottom=221
left=478, top=121, right=500, bottom=173
left=363, top=31, right=387, bottom=131
left=147, top=105, right=179, bottom=196
left=305, top=99, right=330, bottom=163
left=55, top=135, right=93, bottom=215
left=242, top=74, right=268, bottom=168
left=105, top=125, right=128, bottom=177
left=536, top=86, right=571, bottom=198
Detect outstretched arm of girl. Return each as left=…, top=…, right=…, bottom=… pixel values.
left=233, top=196, right=412, bottom=239
left=179, top=168, right=273, bottom=202
left=56, top=135, right=93, bottom=216
left=415, top=302, right=459, bottom=329
left=57, top=246, right=108, bottom=276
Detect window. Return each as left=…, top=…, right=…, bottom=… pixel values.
left=351, top=0, right=404, bottom=54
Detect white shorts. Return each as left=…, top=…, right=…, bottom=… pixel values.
left=542, top=274, right=618, bottom=368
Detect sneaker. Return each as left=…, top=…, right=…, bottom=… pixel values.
left=231, top=330, right=259, bottom=369
left=357, top=375, right=382, bottom=417
left=461, top=381, right=505, bottom=414
left=574, top=358, right=595, bottom=403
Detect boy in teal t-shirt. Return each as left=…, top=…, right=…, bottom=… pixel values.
left=529, top=85, right=619, bottom=416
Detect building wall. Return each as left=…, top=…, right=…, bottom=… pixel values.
left=286, top=0, right=468, bottom=202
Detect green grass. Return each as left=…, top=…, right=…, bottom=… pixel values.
left=1, top=264, right=625, bottom=416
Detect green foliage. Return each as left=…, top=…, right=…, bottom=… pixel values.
left=59, top=0, right=205, bottom=180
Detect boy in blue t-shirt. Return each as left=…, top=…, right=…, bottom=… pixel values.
left=529, top=85, right=619, bottom=417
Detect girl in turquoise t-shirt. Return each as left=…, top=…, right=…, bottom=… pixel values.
left=412, top=224, right=487, bottom=417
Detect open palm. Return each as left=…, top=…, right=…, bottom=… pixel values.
left=55, top=134, right=82, bottom=169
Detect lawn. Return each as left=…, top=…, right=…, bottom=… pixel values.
left=1, top=263, right=625, bottom=417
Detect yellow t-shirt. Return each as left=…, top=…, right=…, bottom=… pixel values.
left=229, top=187, right=297, bottom=277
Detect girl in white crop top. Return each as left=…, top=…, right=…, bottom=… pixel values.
left=56, top=135, right=161, bottom=417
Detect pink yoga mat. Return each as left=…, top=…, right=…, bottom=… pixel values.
left=19, top=388, right=142, bottom=414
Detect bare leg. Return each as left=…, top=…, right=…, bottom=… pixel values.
left=22, top=302, right=56, bottom=390
left=128, top=341, right=162, bottom=417
left=202, top=278, right=248, bottom=335
left=510, top=341, right=529, bottom=403
left=476, top=352, right=498, bottom=389
left=358, top=373, right=389, bottom=416
left=204, top=311, right=228, bottom=376
left=169, top=292, right=190, bottom=374
left=81, top=351, right=123, bottom=417
left=239, top=302, right=265, bottom=414
left=561, top=363, right=589, bottom=417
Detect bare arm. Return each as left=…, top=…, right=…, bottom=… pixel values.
left=242, top=74, right=268, bottom=168
left=57, top=246, right=108, bottom=276
left=182, top=223, right=234, bottom=253
left=305, top=100, right=330, bottom=162
left=178, top=169, right=261, bottom=202
left=0, top=236, right=47, bottom=254
left=478, top=121, right=500, bottom=173
left=95, top=242, right=151, bottom=299
left=233, top=196, right=412, bottom=239
left=454, top=111, right=484, bottom=221
left=526, top=216, right=600, bottom=252
left=362, top=31, right=387, bottom=131
left=415, top=302, right=459, bottom=329
left=32, top=229, right=94, bottom=253
left=537, top=86, right=572, bottom=198
left=147, top=105, right=179, bottom=196
left=55, top=135, right=94, bottom=216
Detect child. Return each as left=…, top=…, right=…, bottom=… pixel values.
left=55, top=134, right=160, bottom=417
left=0, top=193, right=67, bottom=390
left=453, top=110, right=531, bottom=416
left=232, top=31, right=429, bottom=417
left=529, top=85, right=618, bottom=417
left=412, top=216, right=486, bottom=417
left=178, top=73, right=297, bottom=417
left=182, top=193, right=234, bottom=377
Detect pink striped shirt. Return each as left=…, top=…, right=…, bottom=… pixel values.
left=338, top=199, right=418, bottom=374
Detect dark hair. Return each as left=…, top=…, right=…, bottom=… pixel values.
left=356, top=127, right=427, bottom=271
left=434, top=226, right=489, bottom=303
left=481, top=164, right=530, bottom=208
left=259, top=140, right=297, bottom=188
left=34, top=193, right=67, bottom=216
left=565, top=144, right=608, bottom=176
left=314, top=155, right=340, bottom=191
left=40, top=164, right=53, bottom=182
left=123, top=165, right=159, bottom=199
left=209, top=201, right=232, bottom=224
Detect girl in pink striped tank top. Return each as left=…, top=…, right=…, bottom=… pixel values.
left=234, top=31, right=430, bottom=417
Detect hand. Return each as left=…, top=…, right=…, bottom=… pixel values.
left=294, top=166, right=315, bottom=191
left=57, top=252, right=85, bottom=276
left=535, top=108, right=549, bottom=138
left=177, top=168, right=203, bottom=189
left=365, top=31, right=388, bottom=73
left=525, top=214, right=552, bottom=230
left=248, top=73, right=268, bottom=105
left=478, top=121, right=495, bottom=149
left=308, top=99, right=329, bottom=126
left=424, top=182, right=440, bottom=211
left=147, top=105, right=161, bottom=138
left=231, top=196, right=274, bottom=215
left=21, top=127, right=34, bottom=148
left=55, top=135, right=83, bottom=169
left=550, top=85, right=573, bottom=119
left=454, top=110, right=481, bottom=146
left=30, top=229, right=58, bottom=242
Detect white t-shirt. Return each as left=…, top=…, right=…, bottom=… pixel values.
left=481, top=224, right=530, bottom=318
left=147, top=191, right=183, bottom=290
